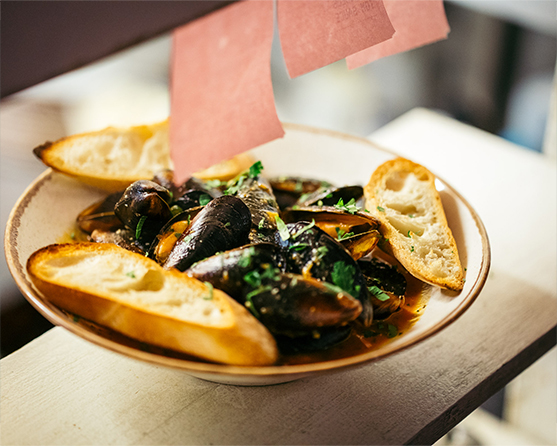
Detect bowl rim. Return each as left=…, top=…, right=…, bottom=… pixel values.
left=4, top=122, right=491, bottom=379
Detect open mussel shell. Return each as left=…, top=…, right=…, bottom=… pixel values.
left=282, top=206, right=381, bottom=260
left=163, top=195, right=252, bottom=272
left=242, top=273, right=362, bottom=337
left=268, top=177, right=328, bottom=210
left=358, top=258, right=407, bottom=319
left=76, top=190, right=125, bottom=235
left=296, top=185, right=363, bottom=207
left=148, top=207, right=203, bottom=264
left=186, top=243, right=286, bottom=300
left=274, top=222, right=374, bottom=327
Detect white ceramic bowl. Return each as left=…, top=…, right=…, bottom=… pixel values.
left=5, top=123, right=490, bottom=385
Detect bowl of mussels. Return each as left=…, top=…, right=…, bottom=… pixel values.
left=5, top=123, right=490, bottom=385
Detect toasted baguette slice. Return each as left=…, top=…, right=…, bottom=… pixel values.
left=27, top=243, right=278, bottom=366
left=33, top=120, right=255, bottom=192
left=364, top=158, right=464, bottom=291
left=34, top=121, right=172, bottom=192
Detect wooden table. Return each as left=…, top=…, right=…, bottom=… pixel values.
left=2, top=108, right=555, bottom=445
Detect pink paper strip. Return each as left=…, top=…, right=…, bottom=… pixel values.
left=346, top=0, right=450, bottom=69
left=278, top=0, right=395, bottom=78
left=170, top=0, right=284, bottom=184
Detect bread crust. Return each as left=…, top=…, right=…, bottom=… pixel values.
left=364, top=158, right=464, bottom=291
left=27, top=243, right=278, bottom=366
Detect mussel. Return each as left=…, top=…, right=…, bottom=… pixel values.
left=148, top=207, right=204, bottom=264
left=163, top=195, right=251, bottom=271
left=282, top=206, right=381, bottom=260
left=358, top=258, right=406, bottom=319
left=186, top=243, right=286, bottom=300
left=274, top=221, right=374, bottom=327
left=240, top=272, right=361, bottom=337
left=114, top=180, right=173, bottom=250
left=231, top=175, right=280, bottom=243
left=186, top=242, right=361, bottom=337
left=76, top=190, right=125, bottom=234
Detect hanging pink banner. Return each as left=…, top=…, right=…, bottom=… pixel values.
left=170, top=0, right=284, bottom=184
left=346, top=0, right=450, bottom=69
left=278, top=0, right=395, bottom=78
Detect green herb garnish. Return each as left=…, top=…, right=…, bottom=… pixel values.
left=170, top=205, right=183, bottom=216
left=330, top=261, right=359, bottom=297
left=248, top=161, right=264, bottom=178
left=199, top=194, right=212, bottom=206
left=125, top=271, right=136, bottom=279
left=335, top=227, right=355, bottom=241
left=275, top=215, right=290, bottom=241
left=377, top=206, right=385, bottom=212
left=316, top=246, right=328, bottom=260
left=135, top=216, right=147, bottom=239
left=334, top=197, right=360, bottom=214
left=368, top=285, right=390, bottom=302
left=258, top=218, right=265, bottom=230
left=205, top=179, right=225, bottom=188
left=292, top=219, right=315, bottom=239
left=203, top=282, right=214, bottom=300
left=288, top=242, right=309, bottom=251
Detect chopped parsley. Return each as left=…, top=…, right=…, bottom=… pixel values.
left=292, top=219, right=315, bottom=239
left=238, top=246, right=255, bottom=268
left=125, top=271, right=136, bottom=279
left=248, top=161, right=264, bottom=178
left=170, top=205, right=183, bottom=216
left=330, top=261, right=360, bottom=297
left=288, top=242, right=309, bottom=251
left=203, top=282, right=214, bottom=300
left=334, top=198, right=360, bottom=214
left=224, top=174, right=246, bottom=196
left=224, top=222, right=231, bottom=228
left=368, top=285, right=390, bottom=302
left=411, top=246, right=415, bottom=252
left=316, top=246, right=328, bottom=260
left=336, top=227, right=355, bottom=241
left=275, top=215, right=290, bottom=241
left=258, top=218, right=265, bottom=230
left=377, top=206, right=385, bottom=212
left=199, top=194, right=212, bottom=206
left=205, top=179, right=225, bottom=188
left=135, top=216, right=147, bottom=239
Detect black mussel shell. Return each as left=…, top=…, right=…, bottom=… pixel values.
left=76, top=191, right=125, bottom=235
left=275, top=325, right=353, bottom=354
left=358, top=258, right=406, bottom=319
left=296, top=185, right=363, bottom=207
left=242, top=273, right=361, bottom=337
left=163, top=195, right=251, bottom=272
left=275, top=222, right=374, bottom=327
left=114, top=180, right=173, bottom=250
left=186, top=243, right=286, bottom=301
left=269, top=177, right=328, bottom=210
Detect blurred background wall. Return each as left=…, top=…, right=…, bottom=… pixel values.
left=1, top=1, right=555, bottom=443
